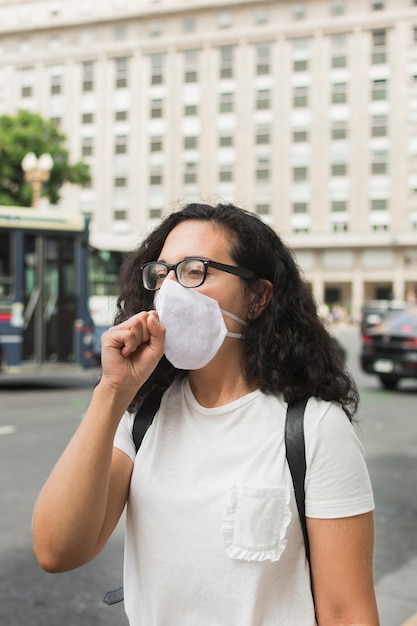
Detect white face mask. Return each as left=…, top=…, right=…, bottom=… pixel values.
left=154, top=278, right=247, bottom=370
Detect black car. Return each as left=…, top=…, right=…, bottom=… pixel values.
left=360, top=308, right=417, bottom=389
left=360, top=300, right=407, bottom=335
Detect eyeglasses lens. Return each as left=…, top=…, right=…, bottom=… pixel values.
left=142, top=259, right=207, bottom=290
left=178, top=260, right=206, bottom=287
left=143, top=263, right=167, bottom=290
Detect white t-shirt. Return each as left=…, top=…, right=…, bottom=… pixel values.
left=114, top=377, right=374, bottom=626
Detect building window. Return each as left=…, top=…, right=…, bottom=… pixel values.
left=150, top=53, right=164, bottom=85
left=254, top=9, right=269, bottom=25
left=293, top=128, right=309, bottom=142
left=293, top=37, right=310, bottom=53
left=331, top=200, right=347, bottom=212
left=219, top=133, right=233, bottom=147
left=150, top=136, right=163, bottom=152
left=293, top=166, right=308, bottom=181
left=256, top=203, right=270, bottom=215
left=81, top=137, right=94, bottom=157
left=184, top=49, right=198, bottom=83
left=115, top=57, right=128, bottom=88
left=219, top=164, right=234, bottom=183
left=256, top=124, right=270, bottom=145
left=113, top=25, right=126, bottom=42
left=256, top=157, right=271, bottom=182
left=114, top=177, right=127, bottom=188
left=331, top=33, right=348, bottom=68
left=149, top=20, right=162, bottom=37
left=256, top=89, right=271, bottom=110
left=331, top=82, right=348, bottom=104
left=114, top=210, right=127, bottom=221
left=331, top=163, right=348, bottom=176
left=184, top=136, right=198, bottom=150
left=183, top=16, right=196, bottom=33
left=219, top=92, right=234, bottom=113
left=331, top=120, right=348, bottom=140
left=184, top=162, right=198, bottom=185
left=149, top=207, right=163, bottom=220
left=256, top=41, right=271, bottom=75
left=115, top=135, right=128, bottom=154
left=293, top=202, right=308, bottom=213
left=371, top=1, right=384, bottom=10
left=218, top=11, right=232, bottom=29
left=50, top=116, right=61, bottom=127
left=371, top=79, right=387, bottom=101
left=20, top=67, right=34, bottom=98
left=293, top=59, right=309, bottom=72
left=292, top=3, right=306, bottom=20
left=332, top=54, right=347, bottom=68
left=82, top=61, right=94, bottom=92
left=293, top=86, right=308, bottom=108
left=184, top=103, right=198, bottom=116
left=371, top=114, right=387, bottom=137
left=150, top=98, right=163, bottom=118
left=219, top=46, right=234, bottom=79
left=50, top=71, right=62, bottom=95
left=371, top=198, right=387, bottom=210
left=82, top=112, right=94, bottom=124
left=371, top=150, right=388, bottom=174
left=115, top=111, right=128, bottom=121
left=371, top=29, right=387, bottom=65
left=331, top=0, right=345, bottom=15
left=149, top=166, right=163, bottom=186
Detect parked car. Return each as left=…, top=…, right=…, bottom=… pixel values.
left=360, top=308, right=417, bottom=389
left=360, top=300, right=407, bottom=335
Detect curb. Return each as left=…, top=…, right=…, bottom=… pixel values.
left=402, top=615, right=417, bottom=626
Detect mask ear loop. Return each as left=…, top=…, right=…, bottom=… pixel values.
left=220, top=309, right=247, bottom=339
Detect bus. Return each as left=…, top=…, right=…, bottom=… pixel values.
left=88, top=245, right=131, bottom=357
left=0, top=205, right=96, bottom=373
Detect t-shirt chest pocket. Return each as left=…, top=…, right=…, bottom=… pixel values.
left=223, top=485, right=292, bottom=562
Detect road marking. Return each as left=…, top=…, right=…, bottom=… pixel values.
left=0, top=425, right=17, bottom=436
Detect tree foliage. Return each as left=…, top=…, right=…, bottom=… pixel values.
left=0, top=110, right=90, bottom=206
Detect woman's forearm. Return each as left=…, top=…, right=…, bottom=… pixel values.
left=32, top=381, right=134, bottom=572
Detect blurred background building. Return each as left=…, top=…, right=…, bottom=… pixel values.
left=1, top=0, right=417, bottom=320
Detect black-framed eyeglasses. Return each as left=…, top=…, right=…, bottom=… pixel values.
left=140, top=258, right=255, bottom=291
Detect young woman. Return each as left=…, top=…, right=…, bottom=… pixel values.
left=33, top=203, right=380, bottom=625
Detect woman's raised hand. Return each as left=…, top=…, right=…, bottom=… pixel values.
left=100, top=311, right=165, bottom=393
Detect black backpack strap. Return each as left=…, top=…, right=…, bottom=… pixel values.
left=285, top=398, right=310, bottom=563
left=132, top=390, right=164, bottom=453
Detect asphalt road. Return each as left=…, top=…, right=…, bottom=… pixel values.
left=0, top=326, right=416, bottom=626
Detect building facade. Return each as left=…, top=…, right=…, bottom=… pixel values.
left=1, top=0, right=417, bottom=319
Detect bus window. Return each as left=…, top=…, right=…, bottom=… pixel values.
left=88, top=248, right=129, bottom=356
left=89, top=248, right=125, bottom=297
left=0, top=233, right=14, bottom=297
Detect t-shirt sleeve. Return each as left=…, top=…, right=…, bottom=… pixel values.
left=304, top=398, right=375, bottom=519
left=113, top=411, right=136, bottom=462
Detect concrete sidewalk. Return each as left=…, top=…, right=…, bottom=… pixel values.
left=377, top=556, right=417, bottom=626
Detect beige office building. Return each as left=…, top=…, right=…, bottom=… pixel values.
left=1, top=0, right=417, bottom=319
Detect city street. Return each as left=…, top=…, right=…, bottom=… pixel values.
left=0, top=326, right=416, bottom=626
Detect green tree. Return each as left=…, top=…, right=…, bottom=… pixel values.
left=0, top=109, right=90, bottom=206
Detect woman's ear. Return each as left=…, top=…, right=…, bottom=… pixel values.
left=248, top=280, right=273, bottom=319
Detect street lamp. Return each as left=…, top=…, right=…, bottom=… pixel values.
left=21, top=152, right=54, bottom=209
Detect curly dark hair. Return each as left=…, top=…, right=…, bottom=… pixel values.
left=115, top=202, right=359, bottom=420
